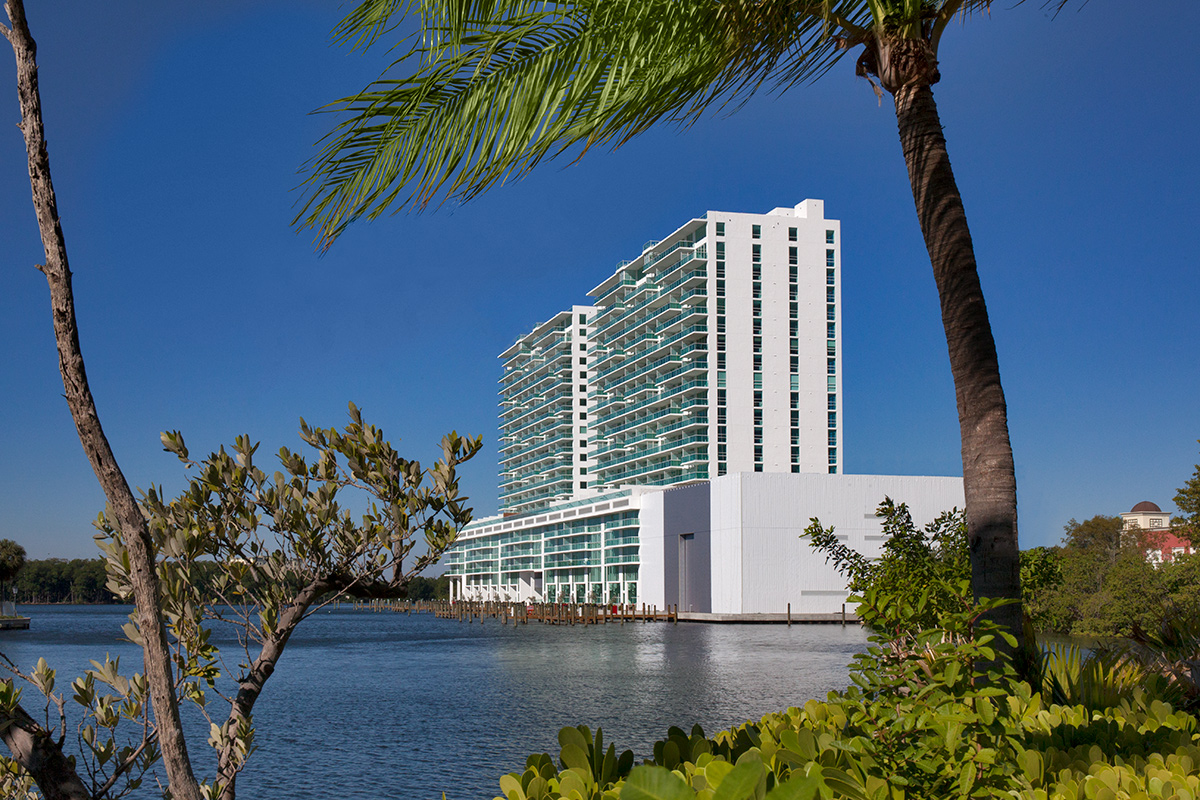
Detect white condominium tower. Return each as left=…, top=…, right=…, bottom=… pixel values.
left=448, top=200, right=965, bottom=608
left=496, top=200, right=841, bottom=515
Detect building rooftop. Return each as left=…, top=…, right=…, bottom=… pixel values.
left=1130, top=500, right=1162, bottom=513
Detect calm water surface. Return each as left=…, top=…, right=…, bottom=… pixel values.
left=2, top=606, right=868, bottom=799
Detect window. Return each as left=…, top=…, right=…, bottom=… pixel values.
left=753, top=373, right=763, bottom=389
left=753, top=354, right=762, bottom=370
left=579, top=371, right=586, bottom=379
left=788, top=285, right=798, bottom=301
left=828, top=448, right=837, bottom=465
left=827, top=358, right=836, bottom=375
left=579, top=398, right=587, bottom=406
left=828, top=430, right=837, bottom=446
left=717, top=317, right=726, bottom=333
left=826, top=229, right=835, bottom=244
left=826, top=268, right=835, bottom=285
left=827, top=305, right=836, bottom=321
left=789, top=266, right=798, bottom=283
left=717, top=389, right=727, bottom=405
left=827, top=376, right=836, bottom=391
left=827, top=286, right=835, bottom=303
left=716, top=279, right=725, bottom=296
left=790, top=320, right=798, bottom=337
left=716, top=261, right=725, bottom=278
left=580, top=467, right=587, bottom=475
left=754, top=445, right=763, bottom=460
left=827, top=322, right=836, bottom=338
left=580, top=481, right=587, bottom=489
left=716, top=242, right=725, bottom=257
left=579, top=313, right=587, bottom=324
left=717, top=429, right=727, bottom=443
left=717, top=334, right=726, bottom=351
left=790, top=356, right=799, bottom=372
left=579, top=412, right=587, bottom=420
left=579, top=343, right=586, bottom=351
left=1151, top=518, right=1164, bottom=528
left=790, top=301, right=799, bottom=317
left=580, top=357, right=587, bottom=365
left=716, top=298, right=726, bottom=314
left=716, top=222, right=725, bottom=236
left=752, top=319, right=761, bottom=335
left=792, top=465, right=801, bottom=473
left=788, top=227, right=797, bottom=241
left=791, top=410, right=800, bottom=425
left=752, top=244, right=761, bottom=262
left=752, top=336, right=763, bottom=353
left=579, top=440, right=587, bottom=448
left=579, top=426, right=588, bottom=433
left=752, top=224, right=761, bottom=239
left=791, top=445, right=800, bottom=460
left=753, top=390, right=763, bottom=406
left=791, top=338, right=799, bottom=355
left=717, top=352, right=726, bottom=369
left=828, top=394, right=836, bottom=410
left=790, top=392, right=799, bottom=409
left=754, top=431, right=763, bottom=444
left=827, top=340, right=835, bottom=356
left=717, top=371, right=726, bottom=387
left=579, top=384, right=586, bottom=392
left=828, top=412, right=836, bottom=427
left=826, top=249, right=835, bottom=267
left=790, top=375, right=799, bottom=391
left=828, top=466, right=837, bottom=474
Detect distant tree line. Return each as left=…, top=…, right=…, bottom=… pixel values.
left=10, top=557, right=451, bottom=605
left=1024, top=515, right=1200, bottom=638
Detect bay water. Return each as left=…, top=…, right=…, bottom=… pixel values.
left=1, top=606, right=868, bottom=799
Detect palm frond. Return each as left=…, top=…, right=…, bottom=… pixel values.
left=297, top=0, right=872, bottom=247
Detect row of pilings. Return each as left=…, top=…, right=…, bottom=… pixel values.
left=346, top=599, right=679, bottom=625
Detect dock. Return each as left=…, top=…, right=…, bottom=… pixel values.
left=345, top=599, right=859, bottom=626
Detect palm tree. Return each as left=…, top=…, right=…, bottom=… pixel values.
left=299, top=0, right=1054, bottom=655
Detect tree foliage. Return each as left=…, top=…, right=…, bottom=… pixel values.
left=1174, top=440, right=1200, bottom=545
left=0, top=408, right=480, bottom=799
left=802, top=498, right=969, bottom=634
left=0, top=540, right=25, bottom=586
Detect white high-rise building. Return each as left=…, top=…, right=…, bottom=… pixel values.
left=444, top=201, right=961, bottom=612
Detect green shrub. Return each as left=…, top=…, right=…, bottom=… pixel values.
left=490, top=585, right=1200, bottom=800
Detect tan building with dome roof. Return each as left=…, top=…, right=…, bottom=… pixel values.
left=1121, top=500, right=1170, bottom=532
left=1122, top=501, right=1195, bottom=565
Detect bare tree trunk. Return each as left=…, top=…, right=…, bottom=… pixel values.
left=2, top=3, right=201, bottom=797
left=0, top=705, right=89, bottom=800
left=892, top=83, right=1024, bottom=655
left=215, top=580, right=331, bottom=800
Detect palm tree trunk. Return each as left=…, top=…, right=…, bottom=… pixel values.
left=892, top=83, right=1024, bottom=653
left=2, top=2, right=202, bottom=797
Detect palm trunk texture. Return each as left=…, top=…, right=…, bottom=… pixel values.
left=892, top=83, right=1024, bottom=652
left=3, top=2, right=203, bottom=797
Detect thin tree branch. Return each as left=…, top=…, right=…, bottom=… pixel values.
left=2, top=2, right=201, bottom=798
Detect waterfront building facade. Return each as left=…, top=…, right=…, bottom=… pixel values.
left=445, top=200, right=962, bottom=612
left=499, top=306, right=596, bottom=513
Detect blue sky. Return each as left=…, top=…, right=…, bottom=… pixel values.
left=1, top=1, right=1197, bottom=561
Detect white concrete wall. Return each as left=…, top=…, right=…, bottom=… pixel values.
left=638, top=491, right=667, bottom=609
left=728, top=472, right=965, bottom=614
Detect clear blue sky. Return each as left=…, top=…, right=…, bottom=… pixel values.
left=2, top=1, right=1197, bottom=560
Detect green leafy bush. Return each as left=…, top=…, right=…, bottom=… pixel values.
left=491, top=584, right=1200, bottom=800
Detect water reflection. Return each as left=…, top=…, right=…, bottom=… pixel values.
left=1, top=607, right=867, bottom=799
